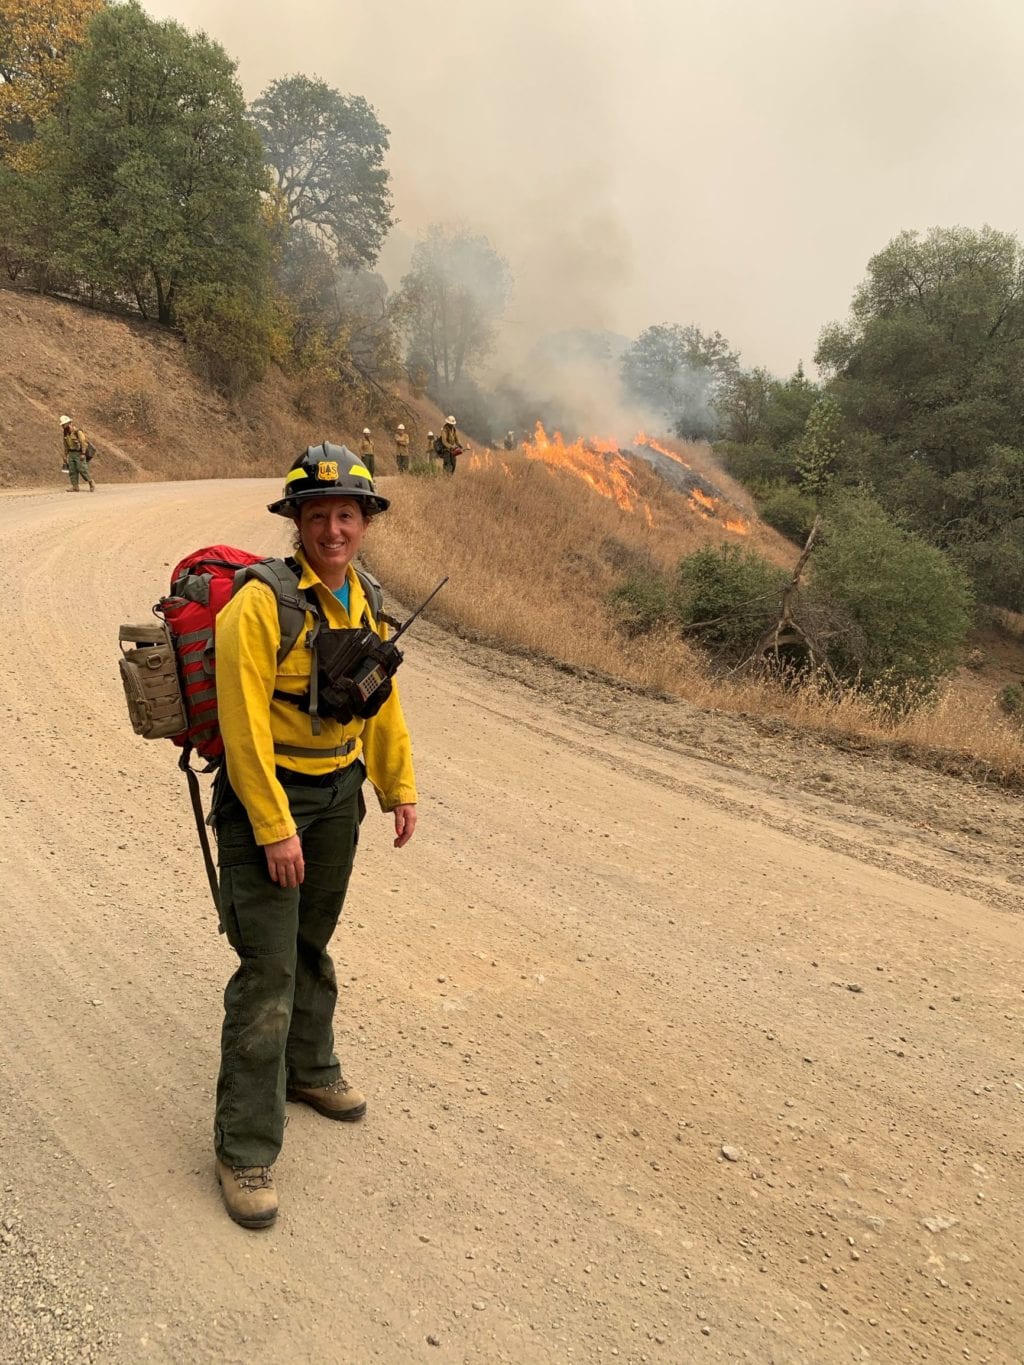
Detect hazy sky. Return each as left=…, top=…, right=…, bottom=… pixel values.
left=148, top=0, right=1024, bottom=375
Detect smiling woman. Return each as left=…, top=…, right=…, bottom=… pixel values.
left=208, top=441, right=417, bottom=1230
left=296, top=496, right=369, bottom=587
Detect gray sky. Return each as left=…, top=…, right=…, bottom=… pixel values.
left=148, top=0, right=1024, bottom=375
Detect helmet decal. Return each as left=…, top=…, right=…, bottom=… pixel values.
left=268, top=442, right=390, bottom=517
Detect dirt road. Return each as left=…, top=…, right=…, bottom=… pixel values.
left=1, top=481, right=1021, bottom=1364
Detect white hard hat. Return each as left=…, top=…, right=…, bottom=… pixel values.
left=397, top=423, right=405, bottom=431
left=446, top=415, right=456, bottom=425
left=362, top=428, right=371, bottom=435
left=427, top=430, right=434, bottom=437
left=59, top=414, right=72, bottom=425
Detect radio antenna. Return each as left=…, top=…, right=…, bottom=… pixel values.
left=391, top=577, right=449, bottom=643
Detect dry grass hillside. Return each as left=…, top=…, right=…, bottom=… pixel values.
left=5, top=285, right=1024, bottom=783
left=370, top=453, right=1024, bottom=787
left=373, top=447, right=792, bottom=666
left=0, top=286, right=446, bottom=487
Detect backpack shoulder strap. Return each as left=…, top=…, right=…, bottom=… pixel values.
left=354, top=564, right=383, bottom=623
left=354, top=565, right=401, bottom=632
left=234, top=558, right=309, bottom=665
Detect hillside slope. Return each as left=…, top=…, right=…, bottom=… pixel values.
left=0, top=286, right=447, bottom=487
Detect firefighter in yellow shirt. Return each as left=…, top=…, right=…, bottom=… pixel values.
left=211, top=446, right=417, bottom=1230
left=359, top=427, right=375, bottom=477
left=439, top=416, right=461, bottom=475
left=60, top=414, right=95, bottom=492
left=394, top=422, right=410, bottom=473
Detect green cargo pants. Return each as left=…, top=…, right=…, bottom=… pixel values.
left=67, top=451, right=93, bottom=490
left=213, top=762, right=364, bottom=1167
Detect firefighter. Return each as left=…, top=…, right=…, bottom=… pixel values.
left=212, top=448, right=417, bottom=1230
left=425, top=430, right=437, bottom=464
left=439, top=416, right=461, bottom=476
left=503, top=430, right=515, bottom=452
left=60, top=415, right=95, bottom=492
left=359, top=428, right=375, bottom=477
left=394, top=423, right=410, bottom=473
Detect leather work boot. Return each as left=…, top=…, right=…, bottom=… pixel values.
left=215, top=1159, right=278, bottom=1229
left=286, top=1076, right=367, bottom=1122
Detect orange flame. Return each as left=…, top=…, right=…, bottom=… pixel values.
left=523, top=421, right=641, bottom=513
left=473, top=422, right=748, bottom=535
left=637, top=431, right=750, bottom=535
left=687, top=486, right=750, bottom=534
left=633, top=430, right=689, bottom=467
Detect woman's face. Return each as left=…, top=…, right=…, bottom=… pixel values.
left=298, top=497, right=368, bottom=583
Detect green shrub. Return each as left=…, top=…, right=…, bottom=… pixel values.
left=608, top=573, right=672, bottom=637
left=673, top=544, right=786, bottom=657
left=810, top=493, right=973, bottom=697
left=716, top=439, right=799, bottom=491
left=998, top=683, right=1024, bottom=723
left=408, top=458, right=441, bottom=478
left=956, top=524, right=1024, bottom=611
left=757, top=483, right=818, bottom=543
left=178, top=285, right=279, bottom=398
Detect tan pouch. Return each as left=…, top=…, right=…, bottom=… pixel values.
left=118, top=622, right=187, bottom=739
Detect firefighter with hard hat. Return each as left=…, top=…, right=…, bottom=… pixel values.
left=440, top=416, right=461, bottom=476
left=394, top=422, right=410, bottom=474
left=60, top=414, right=95, bottom=492
left=211, top=445, right=417, bottom=1230
left=503, top=430, right=515, bottom=452
left=425, top=430, right=437, bottom=464
left=359, top=428, right=375, bottom=477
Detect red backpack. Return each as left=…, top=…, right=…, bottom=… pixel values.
left=157, top=546, right=309, bottom=761
left=119, top=546, right=385, bottom=909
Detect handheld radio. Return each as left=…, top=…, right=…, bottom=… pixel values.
left=312, top=577, right=449, bottom=723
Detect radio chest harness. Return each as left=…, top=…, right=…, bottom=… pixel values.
left=276, top=575, right=448, bottom=731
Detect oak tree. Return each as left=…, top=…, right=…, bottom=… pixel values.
left=0, top=0, right=103, bottom=165
left=250, top=75, right=393, bottom=269
left=52, top=1, right=269, bottom=323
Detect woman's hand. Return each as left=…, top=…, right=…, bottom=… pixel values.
left=264, top=834, right=304, bottom=887
left=393, top=804, right=417, bottom=849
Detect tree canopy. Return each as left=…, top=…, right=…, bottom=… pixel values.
left=49, top=0, right=269, bottom=323
left=816, top=225, right=1024, bottom=605
left=249, top=74, right=393, bottom=269
left=398, top=225, right=510, bottom=389
left=620, top=323, right=739, bottom=440
left=811, top=492, right=974, bottom=696
left=0, top=0, right=103, bottom=165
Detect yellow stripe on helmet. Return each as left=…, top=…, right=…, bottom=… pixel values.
left=284, top=467, right=306, bottom=485
left=348, top=464, right=373, bottom=480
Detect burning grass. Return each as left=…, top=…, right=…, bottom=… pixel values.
left=370, top=441, right=1024, bottom=787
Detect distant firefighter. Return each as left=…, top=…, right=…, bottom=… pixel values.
left=60, top=413, right=95, bottom=492
left=503, top=430, right=515, bottom=452
left=439, top=415, right=461, bottom=476
left=394, top=422, right=410, bottom=473
left=359, top=427, right=375, bottom=477
left=425, top=430, right=437, bottom=463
